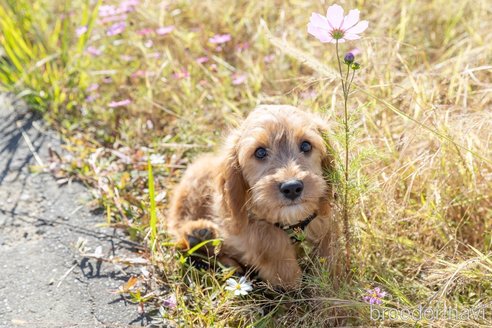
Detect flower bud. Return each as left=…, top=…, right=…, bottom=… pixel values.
left=351, top=62, right=361, bottom=70
left=344, top=52, right=355, bottom=64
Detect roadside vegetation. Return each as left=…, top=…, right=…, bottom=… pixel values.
left=1, top=0, right=491, bottom=326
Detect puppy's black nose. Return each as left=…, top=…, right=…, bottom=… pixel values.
left=279, top=180, right=304, bottom=200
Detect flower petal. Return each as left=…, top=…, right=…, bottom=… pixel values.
left=346, top=20, right=368, bottom=34
left=309, top=12, right=330, bottom=29
left=307, top=24, right=334, bottom=43
left=226, top=278, right=237, bottom=287
left=242, top=284, right=253, bottom=292
left=342, top=33, right=361, bottom=40
left=326, top=4, right=344, bottom=29
left=342, top=9, right=360, bottom=30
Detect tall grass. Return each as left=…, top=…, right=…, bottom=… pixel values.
left=1, top=0, right=491, bottom=326
left=0, top=0, right=100, bottom=115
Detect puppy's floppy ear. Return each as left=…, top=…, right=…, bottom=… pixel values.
left=217, top=130, right=249, bottom=234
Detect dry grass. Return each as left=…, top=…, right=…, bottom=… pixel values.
left=1, top=0, right=491, bottom=326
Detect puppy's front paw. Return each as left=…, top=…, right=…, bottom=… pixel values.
left=187, top=228, right=215, bottom=248
left=177, top=222, right=220, bottom=259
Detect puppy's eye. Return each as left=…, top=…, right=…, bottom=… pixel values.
left=300, top=141, right=312, bottom=153
left=254, top=147, right=267, bottom=159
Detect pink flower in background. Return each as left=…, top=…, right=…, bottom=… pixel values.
left=300, top=90, right=317, bottom=100
left=86, top=94, right=99, bottom=103
left=119, top=0, right=140, bottom=13
left=156, top=25, right=175, bottom=35
left=107, top=22, right=126, bottom=36
left=102, top=77, right=113, bottom=84
left=348, top=47, right=361, bottom=56
left=363, top=287, right=387, bottom=305
left=137, top=28, right=154, bottom=36
left=131, top=70, right=156, bottom=78
left=209, top=34, right=231, bottom=44
left=307, top=4, right=368, bottom=43
left=144, top=40, right=153, bottom=48
left=76, top=26, right=88, bottom=37
left=235, top=42, right=250, bottom=52
left=120, top=55, right=135, bottom=62
left=162, top=294, right=177, bottom=308
left=131, top=70, right=146, bottom=78
left=264, top=54, right=275, bottom=63
left=172, top=69, right=190, bottom=79
left=99, top=14, right=128, bottom=24
left=231, top=73, right=247, bottom=85
left=86, top=83, right=99, bottom=92
left=99, top=5, right=118, bottom=17
left=196, top=56, right=209, bottom=64
left=147, top=52, right=161, bottom=59
left=108, top=99, right=132, bottom=108
left=87, top=46, right=102, bottom=56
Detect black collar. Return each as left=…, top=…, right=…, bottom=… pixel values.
left=275, top=213, right=317, bottom=243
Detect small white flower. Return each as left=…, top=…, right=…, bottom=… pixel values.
left=148, top=154, right=165, bottom=165
left=225, top=277, right=253, bottom=296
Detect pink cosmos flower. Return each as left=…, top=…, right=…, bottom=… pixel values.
left=131, top=70, right=156, bottom=78
left=156, top=25, right=175, bottom=35
left=86, top=83, right=99, bottom=92
left=307, top=4, right=368, bottom=43
left=348, top=47, right=361, bottom=56
left=99, top=5, right=118, bottom=17
left=196, top=56, right=209, bottom=64
left=119, top=0, right=139, bottom=13
left=76, top=26, right=88, bottom=37
left=235, top=42, right=250, bottom=52
left=147, top=52, right=161, bottom=59
left=264, top=54, right=275, bottom=63
left=86, top=94, right=99, bottom=103
left=87, top=46, right=102, bottom=56
left=137, top=28, right=154, bottom=36
left=144, top=40, right=153, bottom=48
left=108, top=99, right=132, bottom=108
left=209, top=34, right=231, bottom=44
left=120, top=55, right=135, bottom=62
left=231, top=73, right=247, bottom=85
left=172, top=69, right=190, bottom=79
left=106, top=22, right=126, bottom=36
left=99, top=14, right=128, bottom=24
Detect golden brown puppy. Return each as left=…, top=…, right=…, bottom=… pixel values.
left=167, top=105, right=339, bottom=288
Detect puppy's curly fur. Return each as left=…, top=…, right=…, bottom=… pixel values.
left=167, top=105, right=340, bottom=288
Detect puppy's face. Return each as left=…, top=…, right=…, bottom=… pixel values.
left=234, top=106, right=331, bottom=226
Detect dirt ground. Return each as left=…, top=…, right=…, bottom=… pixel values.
left=0, top=94, right=151, bottom=327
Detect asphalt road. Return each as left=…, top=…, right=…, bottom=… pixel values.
left=0, top=94, right=149, bottom=327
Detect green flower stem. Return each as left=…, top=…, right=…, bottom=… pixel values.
left=335, top=39, right=352, bottom=274
left=335, top=40, right=346, bottom=94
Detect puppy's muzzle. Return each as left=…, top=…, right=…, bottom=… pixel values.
left=279, top=179, right=304, bottom=200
